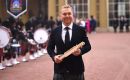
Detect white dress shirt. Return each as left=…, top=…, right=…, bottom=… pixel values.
left=62, top=23, right=73, bottom=43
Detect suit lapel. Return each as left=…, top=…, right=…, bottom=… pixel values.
left=70, top=24, right=77, bottom=43
left=57, top=26, right=64, bottom=45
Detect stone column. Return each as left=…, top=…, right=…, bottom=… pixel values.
left=99, top=0, right=108, bottom=28
left=48, top=0, right=56, bottom=19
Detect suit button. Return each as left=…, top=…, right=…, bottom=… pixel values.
left=66, top=70, right=69, bottom=73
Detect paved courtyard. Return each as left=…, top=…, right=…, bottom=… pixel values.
left=0, top=32, right=130, bottom=80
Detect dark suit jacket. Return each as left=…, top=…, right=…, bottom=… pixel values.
left=47, top=23, right=91, bottom=74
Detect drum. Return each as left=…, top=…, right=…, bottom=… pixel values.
left=11, top=38, right=21, bottom=47
left=33, top=28, right=48, bottom=44
left=0, top=26, right=11, bottom=48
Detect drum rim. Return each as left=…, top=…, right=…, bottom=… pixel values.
left=0, top=26, right=11, bottom=48
left=33, top=28, right=48, bottom=44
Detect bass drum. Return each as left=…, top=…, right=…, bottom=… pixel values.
left=0, top=26, right=11, bottom=48
left=34, top=28, right=48, bottom=44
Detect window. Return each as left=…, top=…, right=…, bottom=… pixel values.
left=109, top=0, right=130, bottom=26
left=68, top=0, right=88, bottom=19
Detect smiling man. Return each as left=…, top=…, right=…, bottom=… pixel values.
left=47, top=4, right=91, bottom=80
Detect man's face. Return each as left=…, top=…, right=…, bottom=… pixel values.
left=60, top=7, right=73, bottom=26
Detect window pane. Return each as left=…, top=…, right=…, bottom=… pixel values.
left=79, top=0, right=83, bottom=3
left=73, top=0, right=77, bottom=4
left=84, top=5, right=88, bottom=11
left=68, top=0, right=88, bottom=19
left=109, top=0, right=113, bottom=2
left=78, top=5, right=82, bottom=12
left=84, top=0, right=88, bottom=3
left=109, top=0, right=130, bottom=26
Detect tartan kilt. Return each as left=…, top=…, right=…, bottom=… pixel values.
left=0, top=48, right=3, bottom=57
left=29, top=44, right=37, bottom=52
left=53, top=73, right=85, bottom=80
left=20, top=42, right=29, bottom=55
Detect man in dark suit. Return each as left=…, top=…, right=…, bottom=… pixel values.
left=47, top=4, right=91, bottom=80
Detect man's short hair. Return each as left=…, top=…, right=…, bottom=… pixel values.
left=61, top=4, right=73, bottom=11
left=60, top=4, right=74, bottom=15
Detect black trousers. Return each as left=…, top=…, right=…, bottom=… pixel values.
left=53, top=73, right=85, bottom=80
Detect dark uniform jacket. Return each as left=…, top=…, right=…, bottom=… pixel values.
left=47, top=23, right=91, bottom=74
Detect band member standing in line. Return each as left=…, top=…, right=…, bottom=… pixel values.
left=119, top=16, right=125, bottom=32
left=47, top=4, right=91, bottom=80
left=18, top=26, right=29, bottom=62
left=0, top=18, right=5, bottom=70
left=0, top=48, right=5, bottom=70
left=27, top=27, right=37, bottom=60
left=112, top=17, right=118, bottom=33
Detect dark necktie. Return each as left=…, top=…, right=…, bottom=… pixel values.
left=65, top=27, right=70, bottom=46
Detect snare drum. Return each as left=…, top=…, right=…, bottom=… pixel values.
left=33, top=28, right=48, bottom=44
left=0, top=26, right=11, bottom=48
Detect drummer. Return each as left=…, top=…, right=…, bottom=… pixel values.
left=26, top=27, right=37, bottom=60
left=0, top=48, right=5, bottom=70
left=18, top=23, right=29, bottom=62
left=33, top=28, right=49, bottom=56
left=0, top=20, right=3, bottom=69
left=8, top=19, right=20, bottom=65
left=3, top=44, right=14, bottom=67
left=0, top=19, right=4, bottom=69
left=1, top=19, right=13, bottom=67
left=0, top=21, right=5, bottom=69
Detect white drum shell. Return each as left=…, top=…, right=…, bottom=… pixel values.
left=34, top=28, right=48, bottom=44
left=0, top=26, right=10, bottom=48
